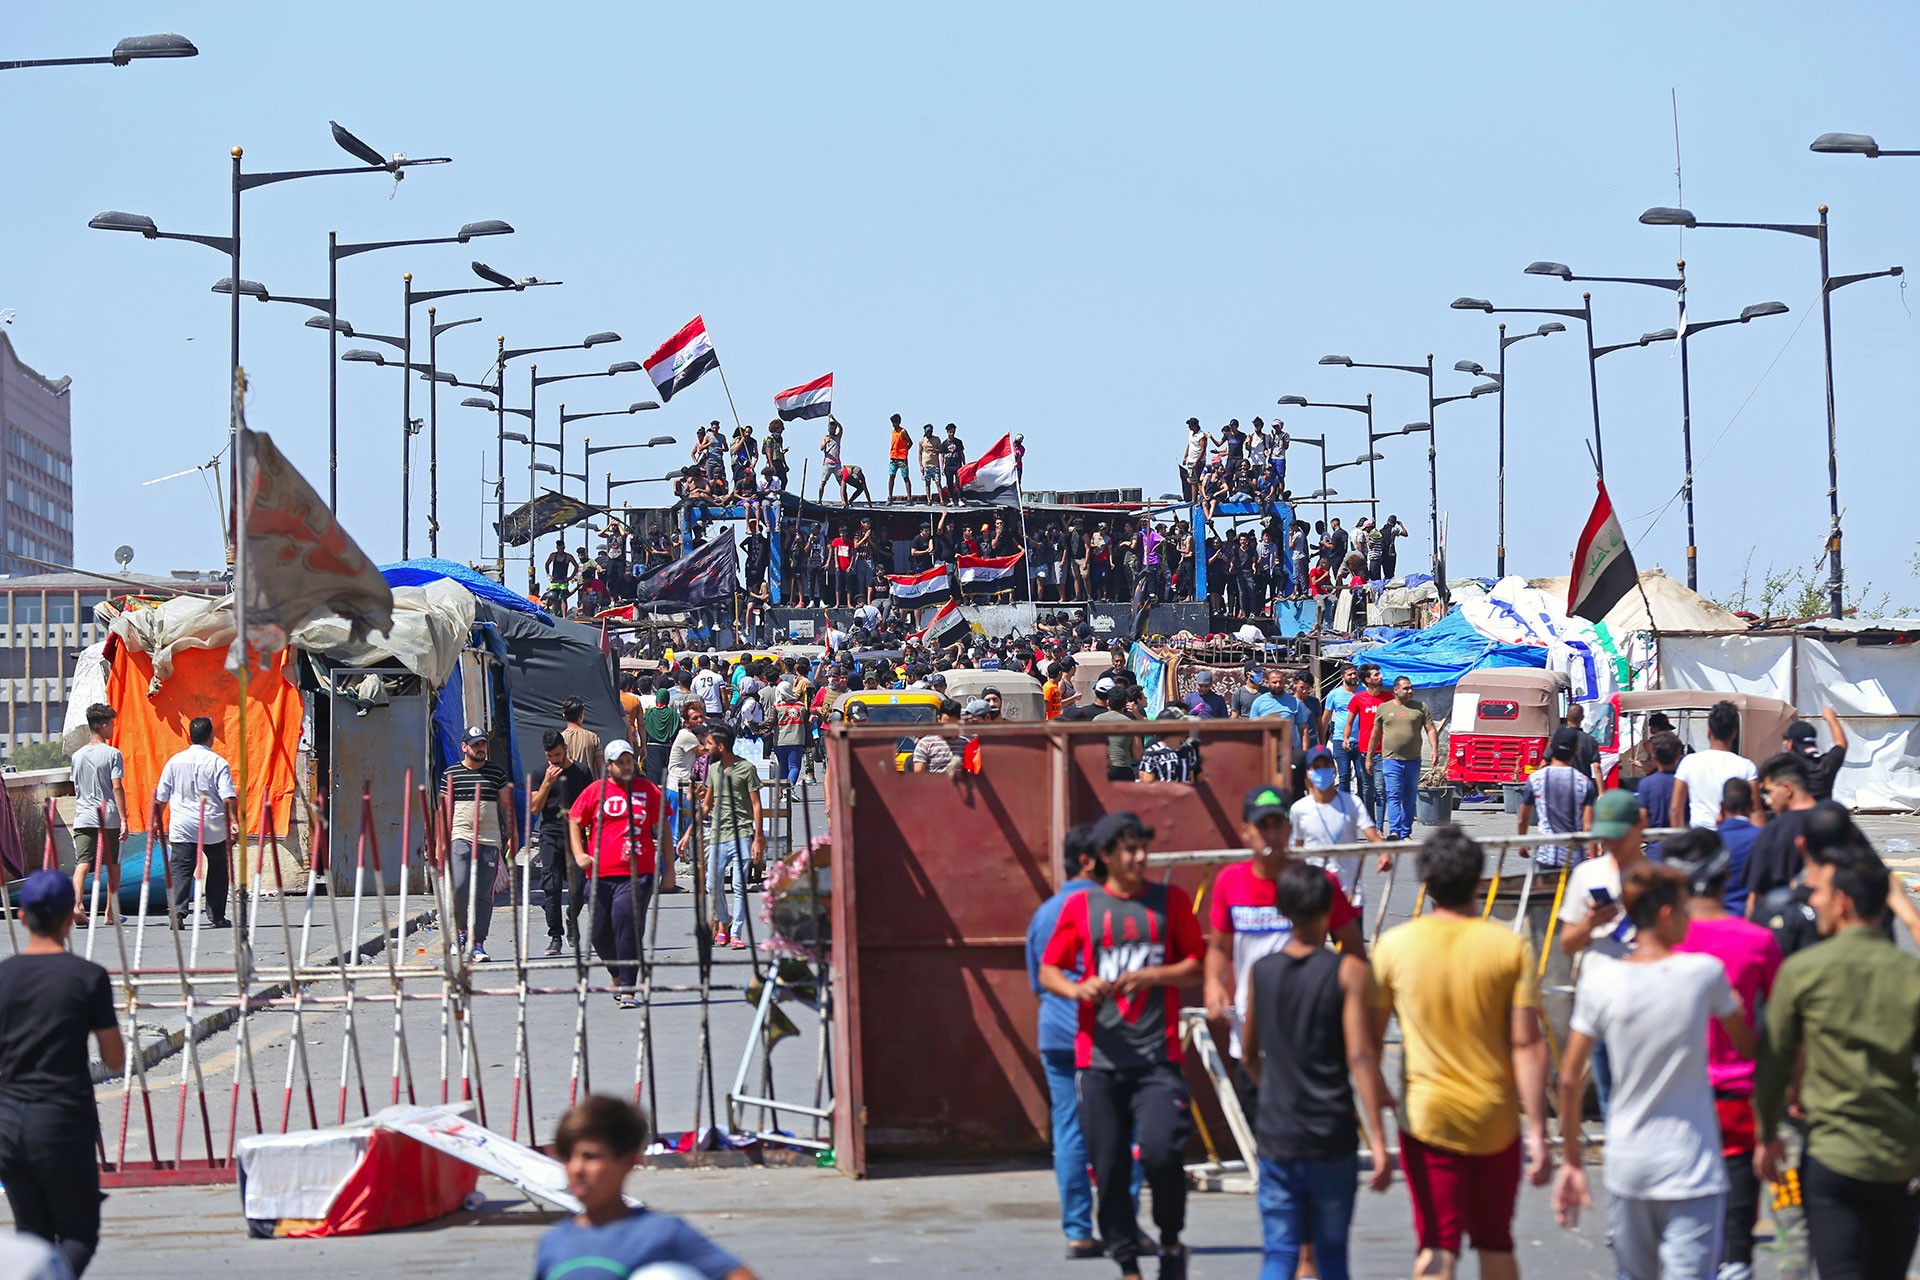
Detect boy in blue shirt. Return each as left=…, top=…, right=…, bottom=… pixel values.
left=534, top=1097, right=756, bottom=1280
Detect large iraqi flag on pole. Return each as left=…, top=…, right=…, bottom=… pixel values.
left=888, top=563, right=952, bottom=606
left=643, top=315, right=719, bottom=403
left=957, top=432, right=1019, bottom=504
left=1568, top=478, right=1640, bottom=622
left=774, top=372, right=833, bottom=421
left=956, top=551, right=1024, bottom=591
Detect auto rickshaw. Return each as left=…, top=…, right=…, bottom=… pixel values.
left=939, top=670, right=1046, bottom=721
left=1609, top=690, right=1797, bottom=786
left=1445, top=669, right=1572, bottom=786
left=836, top=689, right=944, bottom=770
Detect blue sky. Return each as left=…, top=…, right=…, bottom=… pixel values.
left=4, top=3, right=1916, bottom=606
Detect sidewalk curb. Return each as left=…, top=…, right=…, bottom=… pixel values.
left=97, top=909, right=437, bottom=1084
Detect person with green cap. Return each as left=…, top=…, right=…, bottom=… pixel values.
left=1558, top=788, right=1649, bottom=1119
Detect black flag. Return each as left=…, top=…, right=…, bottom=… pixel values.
left=631, top=533, right=738, bottom=607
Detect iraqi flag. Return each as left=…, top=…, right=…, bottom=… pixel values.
left=889, top=563, right=952, bottom=606
left=644, top=315, right=719, bottom=403
left=957, top=432, right=1019, bottom=503
left=1568, top=478, right=1640, bottom=622
left=915, top=598, right=971, bottom=648
left=774, top=372, right=833, bottom=422
left=956, top=551, right=1023, bottom=591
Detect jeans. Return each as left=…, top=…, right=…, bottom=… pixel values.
left=706, top=835, right=752, bottom=931
left=591, top=873, right=654, bottom=993
left=1076, top=1063, right=1192, bottom=1272
left=1257, top=1155, right=1359, bottom=1280
left=167, top=837, right=230, bottom=923
left=1723, top=1147, right=1763, bottom=1273
left=1379, top=756, right=1419, bottom=838
left=0, top=1102, right=99, bottom=1276
left=447, top=838, right=499, bottom=947
left=1606, top=1191, right=1725, bottom=1280
left=773, top=744, right=805, bottom=786
left=1328, top=741, right=1358, bottom=796
left=1354, top=753, right=1380, bottom=824
left=1592, top=1039, right=1613, bottom=1120
left=535, top=817, right=584, bottom=944
left=1803, top=1153, right=1920, bottom=1280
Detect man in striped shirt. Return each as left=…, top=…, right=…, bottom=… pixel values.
left=441, top=728, right=518, bottom=962
left=1517, top=735, right=1596, bottom=869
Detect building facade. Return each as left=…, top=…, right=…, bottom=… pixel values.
left=0, top=332, right=74, bottom=577
left=0, top=572, right=225, bottom=755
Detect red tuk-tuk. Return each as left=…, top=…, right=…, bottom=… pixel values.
left=1446, top=669, right=1572, bottom=786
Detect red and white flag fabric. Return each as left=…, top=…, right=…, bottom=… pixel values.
left=643, top=315, right=719, bottom=403
left=957, top=432, right=1019, bottom=503
left=956, top=551, right=1024, bottom=589
left=914, top=598, right=971, bottom=649
left=888, top=563, right=952, bottom=606
left=773, top=372, right=833, bottom=422
left=1568, top=478, right=1640, bottom=622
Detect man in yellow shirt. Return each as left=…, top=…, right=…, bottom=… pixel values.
left=886, top=413, right=914, bottom=502
left=1371, top=826, right=1552, bottom=1280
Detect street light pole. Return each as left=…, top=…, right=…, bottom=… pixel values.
left=426, top=310, right=482, bottom=557
left=0, top=33, right=197, bottom=71
left=1456, top=322, right=1562, bottom=577
left=1273, top=393, right=1375, bottom=522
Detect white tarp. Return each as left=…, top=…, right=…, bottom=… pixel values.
left=1460, top=576, right=1628, bottom=707
left=1658, top=632, right=1920, bottom=812
left=60, top=642, right=113, bottom=753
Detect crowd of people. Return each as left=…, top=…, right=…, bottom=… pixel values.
left=528, top=411, right=1414, bottom=630
left=1014, top=690, right=1920, bottom=1280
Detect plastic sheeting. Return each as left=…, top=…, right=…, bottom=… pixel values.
left=290, top=577, right=475, bottom=687
left=113, top=593, right=237, bottom=683
left=60, top=641, right=113, bottom=753
left=1659, top=631, right=1920, bottom=811
left=1355, top=608, right=1545, bottom=690
left=380, top=557, right=551, bottom=624
left=471, top=603, right=625, bottom=793
left=1462, top=577, right=1630, bottom=706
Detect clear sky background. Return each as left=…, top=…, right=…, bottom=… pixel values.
left=4, top=4, right=1916, bottom=608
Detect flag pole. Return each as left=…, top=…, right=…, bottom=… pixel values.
left=714, top=360, right=746, bottom=435
left=1584, top=443, right=1660, bottom=687
left=1015, top=469, right=1035, bottom=611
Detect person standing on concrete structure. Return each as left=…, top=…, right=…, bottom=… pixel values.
left=151, top=716, right=238, bottom=929
left=0, top=872, right=124, bottom=1277
left=1371, top=826, right=1552, bottom=1280
left=441, top=727, right=517, bottom=963
left=1040, top=811, right=1204, bottom=1280
left=69, top=703, right=126, bottom=927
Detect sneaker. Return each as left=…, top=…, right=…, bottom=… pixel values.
left=470, top=946, right=489, bottom=964
left=545, top=938, right=564, bottom=957
left=457, top=931, right=467, bottom=951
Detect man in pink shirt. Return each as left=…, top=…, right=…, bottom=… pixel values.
left=1667, top=828, right=1782, bottom=1280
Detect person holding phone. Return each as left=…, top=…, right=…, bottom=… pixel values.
left=1556, top=789, right=1650, bottom=1119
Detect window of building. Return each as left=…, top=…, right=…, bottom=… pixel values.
left=10, top=594, right=40, bottom=624
left=44, top=594, right=75, bottom=623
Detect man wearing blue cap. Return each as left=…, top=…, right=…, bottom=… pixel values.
left=0, top=871, right=125, bottom=1275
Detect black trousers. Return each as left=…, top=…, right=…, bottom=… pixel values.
left=591, top=874, right=654, bottom=992
left=1804, top=1153, right=1920, bottom=1280
left=0, top=1103, right=100, bottom=1276
left=1722, top=1149, right=1762, bottom=1268
left=167, top=838, right=229, bottom=923
left=1076, top=1062, right=1191, bottom=1270
left=535, top=817, right=585, bottom=943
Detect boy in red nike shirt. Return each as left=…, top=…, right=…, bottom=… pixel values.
left=1041, top=810, right=1205, bottom=1280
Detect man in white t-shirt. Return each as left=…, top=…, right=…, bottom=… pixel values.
left=1291, top=746, right=1387, bottom=911
left=151, top=716, right=240, bottom=928
left=69, top=703, right=127, bottom=925
left=1553, top=861, right=1752, bottom=1280
left=1670, top=701, right=1757, bottom=828
left=691, top=659, right=726, bottom=717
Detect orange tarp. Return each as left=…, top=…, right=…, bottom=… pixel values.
left=107, top=642, right=300, bottom=837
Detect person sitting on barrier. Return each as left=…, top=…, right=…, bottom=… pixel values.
left=1242, top=861, right=1394, bottom=1280
left=1370, top=825, right=1553, bottom=1280
left=1039, top=811, right=1204, bottom=1280
left=1204, top=787, right=1365, bottom=1133
left=0, top=871, right=124, bottom=1278
left=536, top=1095, right=757, bottom=1280
left=1025, top=824, right=1148, bottom=1261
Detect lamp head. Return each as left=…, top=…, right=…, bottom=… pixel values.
left=1401, top=422, right=1433, bottom=434
left=341, top=349, right=384, bottom=364
left=1357, top=452, right=1384, bottom=463
left=1537, top=321, right=1566, bottom=335
left=1810, top=131, right=1879, bottom=157
left=1452, top=359, right=1484, bottom=375
left=211, top=278, right=269, bottom=300
left=111, top=33, right=198, bottom=63
left=1275, top=395, right=1308, bottom=406
left=1524, top=261, right=1573, bottom=281
left=1639, top=206, right=1697, bottom=227
left=455, top=220, right=513, bottom=242
left=1318, top=354, right=1353, bottom=367
left=88, top=211, right=160, bottom=237
left=1450, top=297, right=1494, bottom=312
left=1739, top=301, right=1789, bottom=321
left=471, top=260, right=517, bottom=288
left=305, top=315, right=352, bottom=334
left=1640, top=329, right=1678, bottom=345
left=461, top=397, right=497, bottom=411
left=583, top=331, right=620, bottom=347
left=646, top=433, right=675, bottom=445
left=1470, top=381, right=1501, bottom=397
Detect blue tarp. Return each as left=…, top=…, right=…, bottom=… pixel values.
left=380, top=557, right=552, bottom=624
left=1353, top=607, right=1545, bottom=689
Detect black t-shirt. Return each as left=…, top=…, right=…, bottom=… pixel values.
left=1743, top=807, right=1814, bottom=903
left=1801, top=745, right=1846, bottom=802
left=742, top=533, right=770, bottom=574
left=0, top=952, right=114, bottom=1122
left=539, top=761, right=594, bottom=821
left=1251, top=947, right=1356, bottom=1162
left=941, top=437, right=966, bottom=471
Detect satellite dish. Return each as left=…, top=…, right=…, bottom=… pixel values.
left=113, top=545, right=134, bottom=568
